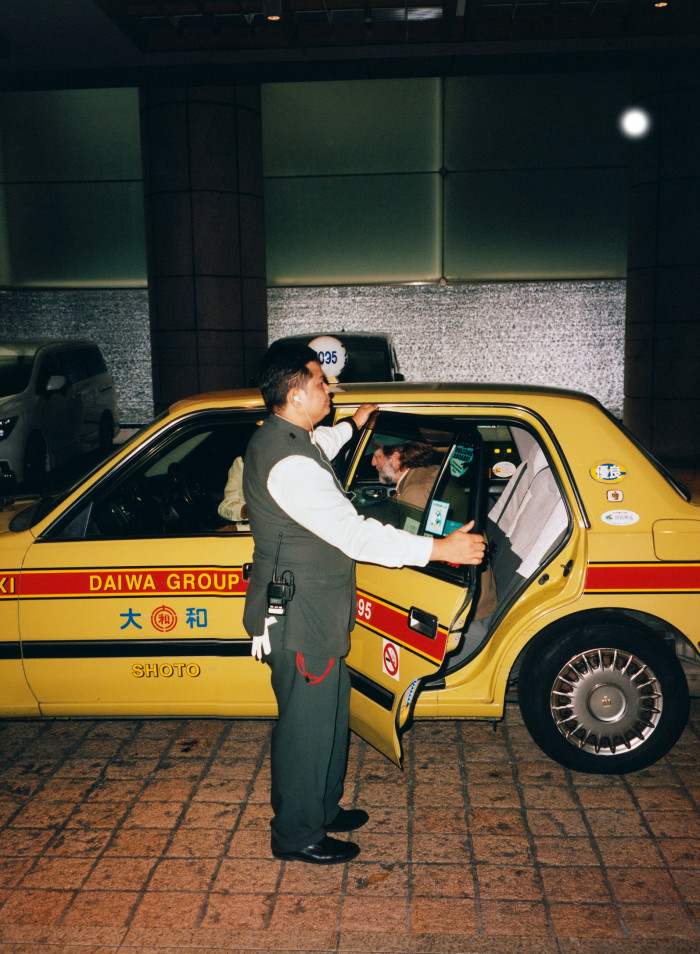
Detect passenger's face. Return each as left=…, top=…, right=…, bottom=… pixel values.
left=299, top=361, right=332, bottom=425
left=372, top=446, right=401, bottom=484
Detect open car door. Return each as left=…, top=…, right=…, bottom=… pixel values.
left=343, top=411, right=486, bottom=765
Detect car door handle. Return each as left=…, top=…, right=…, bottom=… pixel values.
left=408, top=607, right=438, bottom=640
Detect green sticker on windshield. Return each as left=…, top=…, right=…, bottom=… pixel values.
left=450, top=445, right=474, bottom=478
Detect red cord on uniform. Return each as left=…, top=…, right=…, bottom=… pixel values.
left=296, top=653, right=335, bottom=684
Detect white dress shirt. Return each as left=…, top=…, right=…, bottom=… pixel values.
left=267, top=419, right=433, bottom=568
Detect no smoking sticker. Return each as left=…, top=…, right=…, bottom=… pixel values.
left=382, top=639, right=400, bottom=681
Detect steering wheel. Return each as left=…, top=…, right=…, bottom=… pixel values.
left=99, top=477, right=168, bottom=535
left=355, top=485, right=395, bottom=507
left=167, top=462, right=214, bottom=526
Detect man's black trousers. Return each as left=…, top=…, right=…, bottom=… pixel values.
left=267, top=628, right=351, bottom=853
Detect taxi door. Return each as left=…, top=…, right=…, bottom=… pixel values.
left=18, top=410, right=275, bottom=717
left=343, top=412, right=484, bottom=765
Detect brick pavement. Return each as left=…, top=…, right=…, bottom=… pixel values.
left=1, top=700, right=699, bottom=954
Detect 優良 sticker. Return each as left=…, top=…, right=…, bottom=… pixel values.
left=601, top=509, right=639, bottom=526
left=590, top=462, right=627, bottom=483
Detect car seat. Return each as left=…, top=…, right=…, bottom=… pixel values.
left=447, top=429, right=569, bottom=668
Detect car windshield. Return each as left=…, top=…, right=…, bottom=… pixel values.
left=8, top=418, right=161, bottom=532
left=0, top=352, right=36, bottom=397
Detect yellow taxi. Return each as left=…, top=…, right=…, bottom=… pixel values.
left=1, top=383, right=698, bottom=775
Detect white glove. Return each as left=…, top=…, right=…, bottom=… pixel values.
left=251, top=616, right=275, bottom=659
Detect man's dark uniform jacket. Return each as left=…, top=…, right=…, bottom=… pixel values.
left=242, top=413, right=355, bottom=657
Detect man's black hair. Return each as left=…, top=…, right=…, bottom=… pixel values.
left=257, top=340, right=319, bottom=411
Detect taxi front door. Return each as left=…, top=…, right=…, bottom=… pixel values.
left=343, top=412, right=484, bottom=765
left=18, top=411, right=276, bottom=717
left=18, top=536, right=271, bottom=716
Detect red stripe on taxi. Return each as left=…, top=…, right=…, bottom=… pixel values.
left=13, top=567, right=249, bottom=599
left=355, top=589, right=448, bottom=664
left=585, top=563, right=700, bottom=593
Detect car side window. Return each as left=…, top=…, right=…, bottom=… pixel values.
left=347, top=411, right=485, bottom=584
left=61, top=349, right=90, bottom=385
left=46, top=412, right=262, bottom=541
left=83, top=346, right=107, bottom=376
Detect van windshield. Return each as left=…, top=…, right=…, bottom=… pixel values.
left=0, top=353, right=36, bottom=397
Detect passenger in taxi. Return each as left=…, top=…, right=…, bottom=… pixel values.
left=371, top=440, right=441, bottom=506
left=217, top=456, right=248, bottom=525
left=242, top=340, right=486, bottom=866
left=372, top=438, right=497, bottom=622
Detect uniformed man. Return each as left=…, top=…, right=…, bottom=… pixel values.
left=243, top=340, right=486, bottom=865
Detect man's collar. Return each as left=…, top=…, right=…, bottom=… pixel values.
left=270, top=412, right=311, bottom=439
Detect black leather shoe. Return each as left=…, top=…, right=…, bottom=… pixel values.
left=325, top=807, right=369, bottom=833
left=272, top=835, right=360, bottom=864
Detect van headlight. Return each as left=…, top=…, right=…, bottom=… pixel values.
left=0, top=417, right=17, bottom=440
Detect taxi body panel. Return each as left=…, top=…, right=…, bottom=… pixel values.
left=414, top=528, right=589, bottom=719
left=18, top=536, right=274, bottom=718
left=349, top=564, right=475, bottom=762
left=1, top=382, right=697, bottom=774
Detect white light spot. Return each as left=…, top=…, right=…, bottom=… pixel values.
left=619, top=107, right=652, bottom=139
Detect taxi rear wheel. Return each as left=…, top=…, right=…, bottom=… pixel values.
left=518, top=622, right=689, bottom=774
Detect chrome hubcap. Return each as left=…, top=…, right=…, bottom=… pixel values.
left=550, top=647, right=663, bottom=755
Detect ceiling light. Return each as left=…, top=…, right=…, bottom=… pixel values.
left=263, top=0, right=282, bottom=20
left=619, top=107, right=652, bottom=139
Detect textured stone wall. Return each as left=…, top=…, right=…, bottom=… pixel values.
left=269, top=280, right=626, bottom=417
left=0, top=279, right=625, bottom=424
left=0, top=290, right=152, bottom=424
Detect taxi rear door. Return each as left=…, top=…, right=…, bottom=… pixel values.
left=343, top=411, right=485, bottom=765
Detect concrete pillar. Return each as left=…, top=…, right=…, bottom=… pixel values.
left=139, top=86, right=268, bottom=413
left=624, top=72, right=700, bottom=462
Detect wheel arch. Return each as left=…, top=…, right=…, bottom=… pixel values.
left=512, top=608, right=692, bottom=773
left=509, top=606, right=696, bottom=688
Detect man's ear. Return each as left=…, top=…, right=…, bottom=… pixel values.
left=288, top=387, right=304, bottom=408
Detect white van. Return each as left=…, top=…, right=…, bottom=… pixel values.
left=0, top=340, right=120, bottom=488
